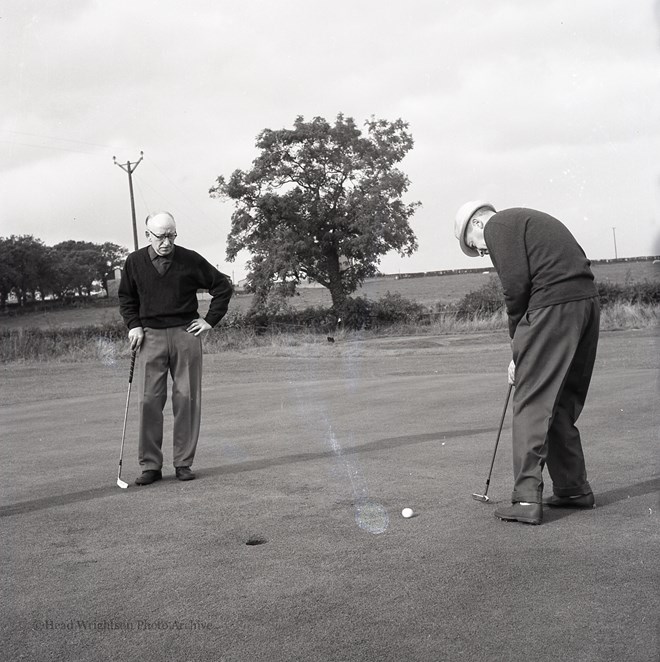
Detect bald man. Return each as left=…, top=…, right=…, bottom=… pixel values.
left=119, top=212, right=233, bottom=485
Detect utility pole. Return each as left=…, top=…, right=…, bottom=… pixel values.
left=113, top=151, right=144, bottom=251
left=611, top=227, right=618, bottom=260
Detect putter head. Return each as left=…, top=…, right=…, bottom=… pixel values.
left=117, top=478, right=129, bottom=489
left=472, top=493, right=490, bottom=503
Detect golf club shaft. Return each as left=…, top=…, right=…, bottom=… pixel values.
left=117, top=349, right=137, bottom=479
left=481, top=383, right=513, bottom=495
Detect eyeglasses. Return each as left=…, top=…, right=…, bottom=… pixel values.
left=147, top=229, right=177, bottom=242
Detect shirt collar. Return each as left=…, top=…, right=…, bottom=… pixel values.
left=148, top=246, right=174, bottom=261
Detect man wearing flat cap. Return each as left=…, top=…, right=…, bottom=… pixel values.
left=454, top=202, right=600, bottom=525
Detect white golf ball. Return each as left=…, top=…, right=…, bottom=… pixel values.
left=401, top=507, right=414, bottom=518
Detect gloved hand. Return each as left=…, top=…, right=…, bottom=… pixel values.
left=508, top=359, right=516, bottom=386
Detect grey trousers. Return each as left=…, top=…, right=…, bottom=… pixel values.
left=511, top=297, right=600, bottom=503
left=136, top=326, right=203, bottom=471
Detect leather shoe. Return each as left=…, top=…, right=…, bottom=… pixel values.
left=544, top=493, right=595, bottom=509
left=175, top=466, right=195, bottom=481
left=495, top=502, right=543, bottom=525
left=135, top=470, right=162, bottom=486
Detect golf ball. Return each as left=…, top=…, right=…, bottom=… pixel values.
left=401, top=507, right=414, bottom=518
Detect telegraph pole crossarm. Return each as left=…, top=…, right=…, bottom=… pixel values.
left=113, top=151, right=144, bottom=251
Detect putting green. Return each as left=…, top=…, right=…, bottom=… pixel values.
left=1, top=329, right=658, bottom=661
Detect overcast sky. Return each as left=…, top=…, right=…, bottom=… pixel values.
left=2, top=0, right=659, bottom=279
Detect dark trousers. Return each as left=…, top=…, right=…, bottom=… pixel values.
left=510, top=297, right=600, bottom=503
left=136, top=326, right=203, bottom=471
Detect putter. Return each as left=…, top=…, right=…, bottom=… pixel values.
left=116, top=348, right=138, bottom=489
left=472, top=383, right=513, bottom=503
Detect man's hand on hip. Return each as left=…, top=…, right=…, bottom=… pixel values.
left=128, top=326, right=144, bottom=350
left=186, top=318, right=212, bottom=337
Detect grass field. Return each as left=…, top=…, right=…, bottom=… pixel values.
left=1, top=327, right=658, bottom=661
left=1, top=259, right=658, bottom=331
left=218, top=259, right=660, bottom=312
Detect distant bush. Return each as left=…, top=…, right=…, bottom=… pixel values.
left=339, top=296, right=373, bottom=330
left=455, top=276, right=505, bottom=319
left=2, top=275, right=658, bottom=362
left=341, top=293, right=427, bottom=330
left=238, top=305, right=336, bottom=334
left=2, top=302, right=657, bottom=363
left=369, top=292, right=427, bottom=326
left=455, top=275, right=660, bottom=318
left=596, top=280, right=660, bottom=306
left=218, top=292, right=428, bottom=332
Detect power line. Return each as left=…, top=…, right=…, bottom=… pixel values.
left=3, top=131, right=222, bottom=234
left=3, top=129, right=112, bottom=150
left=147, top=158, right=220, bottom=231
left=132, top=178, right=152, bottom=217
left=0, top=138, right=99, bottom=156
left=133, top=167, right=189, bottom=220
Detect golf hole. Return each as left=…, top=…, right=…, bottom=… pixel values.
left=245, top=537, right=268, bottom=546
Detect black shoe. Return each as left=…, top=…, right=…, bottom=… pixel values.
left=135, top=470, right=162, bottom=486
left=495, top=502, right=543, bottom=525
left=544, top=493, right=595, bottom=509
left=175, top=466, right=195, bottom=481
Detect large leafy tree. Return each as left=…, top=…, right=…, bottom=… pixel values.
left=0, top=235, right=51, bottom=305
left=51, top=240, right=101, bottom=297
left=210, top=114, right=420, bottom=311
left=0, top=236, right=129, bottom=305
left=49, top=241, right=127, bottom=298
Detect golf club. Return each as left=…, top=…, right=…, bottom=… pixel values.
left=116, top=348, right=138, bottom=489
left=472, top=383, right=513, bottom=503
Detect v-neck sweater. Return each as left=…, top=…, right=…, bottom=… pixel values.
left=484, top=208, right=597, bottom=337
left=118, top=246, right=233, bottom=329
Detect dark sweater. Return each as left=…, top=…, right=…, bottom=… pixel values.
left=118, top=246, right=233, bottom=329
left=484, top=208, right=597, bottom=338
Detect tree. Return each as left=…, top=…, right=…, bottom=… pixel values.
left=98, top=242, right=129, bottom=295
left=0, top=235, right=130, bottom=305
left=51, top=241, right=100, bottom=297
left=0, top=235, right=51, bottom=305
left=0, top=238, right=19, bottom=308
left=210, top=114, right=420, bottom=311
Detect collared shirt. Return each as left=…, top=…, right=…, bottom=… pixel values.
left=148, top=245, right=173, bottom=275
